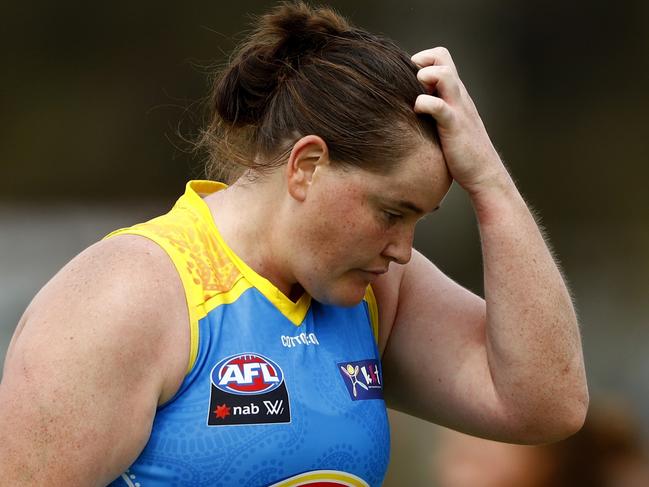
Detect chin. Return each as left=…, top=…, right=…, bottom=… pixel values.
left=311, top=280, right=368, bottom=307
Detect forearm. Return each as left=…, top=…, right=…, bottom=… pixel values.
left=471, top=165, right=588, bottom=438
left=411, top=46, right=588, bottom=440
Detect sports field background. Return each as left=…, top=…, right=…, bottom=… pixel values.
left=2, top=1, right=648, bottom=485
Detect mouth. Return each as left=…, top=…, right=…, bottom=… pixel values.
left=359, top=268, right=388, bottom=276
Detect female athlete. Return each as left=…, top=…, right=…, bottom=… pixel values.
left=0, top=2, right=588, bottom=486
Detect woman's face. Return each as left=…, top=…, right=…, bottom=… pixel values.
left=290, top=139, right=451, bottom=306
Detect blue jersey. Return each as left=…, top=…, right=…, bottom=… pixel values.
left=106, top=181, right=390, bottom=487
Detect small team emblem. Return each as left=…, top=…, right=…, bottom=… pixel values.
left=337, top=359, right=383, bottom=401
left=340, top=364, right=369, bottom=398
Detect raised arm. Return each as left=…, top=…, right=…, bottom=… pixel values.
left=0, top=235, right=189, bottom=485
left=377, top=47, right=588, bottom=444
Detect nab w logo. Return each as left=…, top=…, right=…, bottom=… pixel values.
left=208, top=352, right=291, bottom=426
left=263, top=399, right=285, bottom=415
left=212, top=353, right=284, bottom=395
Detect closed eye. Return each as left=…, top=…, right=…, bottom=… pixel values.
left=383, top=210, right=403, bottom=224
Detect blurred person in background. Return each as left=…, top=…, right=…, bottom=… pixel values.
left=434, top=401, right=649, bottom=487
left=0, top=2, right=588, bottom=486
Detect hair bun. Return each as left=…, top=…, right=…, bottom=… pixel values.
left=201, top=1, right=433, bottom=182
left=213, top=2, right=350, bottom=126
left=269, top=2, right=350, bottom=59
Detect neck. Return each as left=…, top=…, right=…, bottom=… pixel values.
left=204, top=174, right=297, bottom=298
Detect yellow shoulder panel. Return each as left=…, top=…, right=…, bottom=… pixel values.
left=364, top=285, right=380, bottom=345
left=104, top=182, right=244, bottom=373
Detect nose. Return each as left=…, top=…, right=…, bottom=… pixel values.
left=381, top=226, right=414, bottom=265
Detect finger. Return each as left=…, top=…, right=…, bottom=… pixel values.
left=414, top=94, right=455, bottom=127
left=411, top=46, right=458, bottom=73
left=416, top=65, right=462, bottom=103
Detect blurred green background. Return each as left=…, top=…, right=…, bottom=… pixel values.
left=1, top=1, right=648, bottom=485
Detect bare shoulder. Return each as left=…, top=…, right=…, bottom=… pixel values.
left=372, top=249, right=484, bottom=355
left=370, top=257, right=404, bottom=355
left=0, top=234, right=189, bottom=484
left=371, top=250, right=441, bottom=354
left=14, top=234, right=190, bottom=398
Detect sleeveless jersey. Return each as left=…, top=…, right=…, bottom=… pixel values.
left=105, top=181, right=390, bottom=487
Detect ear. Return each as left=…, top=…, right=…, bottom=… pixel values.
left=285, top=135, right=330, bottom=202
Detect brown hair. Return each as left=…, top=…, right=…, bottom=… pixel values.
left=198, top=1, right=436, bottom=182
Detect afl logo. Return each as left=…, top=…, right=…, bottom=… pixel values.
left=211, top=353, right=284, bottom=395
left=269, top=469, right=369, bottom=487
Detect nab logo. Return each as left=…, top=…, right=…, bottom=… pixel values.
left=208, top=352, right=291, bottom=426
left=211, top=353, right=284, bottom=395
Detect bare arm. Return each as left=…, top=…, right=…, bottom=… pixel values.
left=377, top=47, right=588, bottom=444
left=0, top=235, right=189, bottom=485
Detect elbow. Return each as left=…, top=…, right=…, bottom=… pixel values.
left=521, top=354, right=590, bottom=443
left=550, top=390, right=589, bottom=441
left=569, top=384, right=590, bottom=433
left=516, top=384, right=590, bottom=445
left=549, top=368, right=591, bottom=441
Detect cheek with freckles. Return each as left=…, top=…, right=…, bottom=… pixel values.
left=307, top=188, right=366, bottom=259
left=295, top=190, right=385, bottom=299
